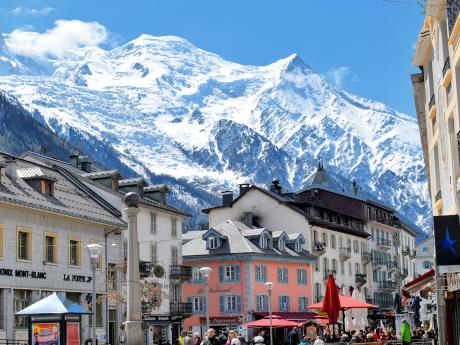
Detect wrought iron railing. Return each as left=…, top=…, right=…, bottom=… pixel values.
left=443, top=58, right=451, bottom=77
left=169, top=265, right=192, bottom=281
left=378, top=281, right=397, bottom=290
left=448, top=0, right=460, bottom=33
left=435, top=190, right=442, bottom=203
left=170, top=302, right=193, bottom=315
left=377, top=238, right=391, bottom=247
left=429, top=94, right=435, bottom=109
left=355, top=274, right=367, bottom=285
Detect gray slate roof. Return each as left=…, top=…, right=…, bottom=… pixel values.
left=17, top=167, right=57, bottom=181
left=119, top=177, right=147, bottom=186
left=82, top=170, right=121, bottom=179
left=182, top=219, right=315, bottom=262
left=0, top=153, right=126, bottom=228
left=144, top=184, right=170, bottom=192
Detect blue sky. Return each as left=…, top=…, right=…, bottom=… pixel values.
left=0, top=0, right=425, bottom=115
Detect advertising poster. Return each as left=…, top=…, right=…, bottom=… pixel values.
left=32, top=323, right=60, bottom=345
left=66, top=322, right=80, bottom=345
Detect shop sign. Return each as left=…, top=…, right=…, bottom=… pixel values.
left=434, top=215, right=460, bottom=272
left=197, top=287, right=232, bottom=294
left=144, top=316, right=172, bottom=322
left=200, top=317, right=240, bottom=325
left=63, top=274, right=92, bottom=283
left=32, top=322, right=60, bottom=345
left=0, top=268, right=46, bottom=279
left=447, top=272, right=460, bottom=292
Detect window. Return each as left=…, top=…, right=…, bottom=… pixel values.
left=90, top=240, right=103, bottom=270
left=41, top=290, right=54, bottom=299
left=89, top=293, right=103, bottom=328
left=150, top=241, right=157, bottom=262
left=150, top=213, right=157, bottom=234
left=191, top=267, right=205, bottom=283
left=423, top=261, right=432, bottom=269
left=278, top=237, right=286, bottom=251
left=314, top=258, right=320, bottom=272
left=279, top=295, right=290, bottom=311
left=314, top=283, right=322, bottom=302
left=277, top=267, right=288, bottom=283
left=348, top=261, right=352, bottom=275
left=353, top=240, right=359, bottom=253
left=313, top=230, right=318, bottom=242
left=341, top=261, right=345, bottom=275
left=69, top=237, right=81, bottom=266
left=171, top=247, right=179, bottom=265
left=44, top=232, right=58, bottom=264
left=17, top=227, right=32, bottom=261
left=192, top=296, right=205, bottom=313
left=256, top=265, right=267, bottom=282
left=108, top=263, right=117, bottom=290
left=219, top=265, right=240, bottom=282
left=297, top=269, right=307, bottom=285
left=219, top=295, right=242, bottom=313
left=14, top=290, right=31, bottom=328
left=355, top=263, right=360, bottom=275
left=171, top=218, right=177, bottom=237
left=260, top=234, right=268, bottom=249
left=332, top=259, right=337, bottom=273
left=298, top=297, right=308, bottom=312
left=295, top=240, right=302, bottom=252
left=256, top=295, right=269, bottom=312
left=331, top=235, right=336, bottom=249
left=322, top=233, right=328, bottom=247
left=208, top=237, right=218, bottom=249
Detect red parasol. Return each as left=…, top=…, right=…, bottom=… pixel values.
left=322, top=275, right=341, bottom=324
left=308, top=295, right=378, bottom=310
left=244, top=315, right=301, bottom=328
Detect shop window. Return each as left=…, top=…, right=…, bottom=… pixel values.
left=14, top=289, right=31, bottom=328
left=17, top=227, right=32, bottom=261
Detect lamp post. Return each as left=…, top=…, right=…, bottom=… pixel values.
left=86, top=243, right=103, bottom=345
left=124, top=192, right=144, bottom=345
left=199, top=267, right=213, bottom=331
left=265, top=282, right=274, bottom=345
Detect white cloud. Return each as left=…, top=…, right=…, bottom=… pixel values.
left=11, top=6, right=55, bottom=16
left=326, top=66, right=350, bottom=88
left=6, top=20, right=107, bottom=59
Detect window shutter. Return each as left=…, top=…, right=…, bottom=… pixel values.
left=236, top=295, right=242, bottom=313
left=219, top=266, right=224, bottom=282
left=298, top=297, right=301, bottom=311
left=219, top=296, right=225, bottom=313
left=286, top=296, right=290, bottom=311
left=277, top=268, right=281, bottom=282
left=263, top=266, right=267, bottom=281
left=297, top=269, right=300, bottom=284
left=235, top=265, right=240, bottom=281
left=285, top=268, right=288, bottom=283
left=203, top=297, right=207, bottom=312
left=278, top=296, right=282, bottom=311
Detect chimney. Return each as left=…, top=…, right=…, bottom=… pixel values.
left=5, top=157, right=17, bottom=180
left=239, top=183, right=250, bottom=195
left=69, top=154, right=79, bottom=167
left=270, top=178, right=282, bottom=194
left=242, top=212, right=253, bottom=226
left=79, top=156, right=92, bottom=173
left=221, top=190, right=234, bottom=206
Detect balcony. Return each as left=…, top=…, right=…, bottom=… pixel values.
left=170, top=302, right=193, bottom=317
left=443, top=58, right=451, bottom=78
left=377, top=281, right=397, bottom=291
left=139, top=261, right=152, bottom=277
left=376, top=238, right=391, bottom=250
left=428, top=94, right=436, bottom=120
left=387, top=260, right=399, bottom=272
left=361, top=252, right=371, bottom=264
left=312, top=242, right=326, bottom=256
left=339, top=247, right=351, bottom=261
left=401, top=268, right=409, bottom=278
left=402, top=246, right=410, bottom=256
left=372, top=258, right=385, bottom=270
left=409, top=249, right=417, bottom=259
left=169, top=265, right=192, bottom=282
left=323, top=269, right=336, bottom=281
left=355, top=274, right=367, bottom=287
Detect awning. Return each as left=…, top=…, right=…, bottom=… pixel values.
left=403, top=269, right=435, bottom=298
left=255, top=312, right=317, bottom=321
left=16, top=293, right=90, bottom=315
left=308, top=295, right=377, bottom=310
left=244, top=315, right=301, bottom=328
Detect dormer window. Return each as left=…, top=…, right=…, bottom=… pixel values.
left=17, top=168, right=56, bottom=196
left=295, top=240, right=302, bottom=253
left=278, top=237, right=286, bottom=251
left=209, top=237, right=218, bottom=249
left=259, top=234, right=268, bottom=249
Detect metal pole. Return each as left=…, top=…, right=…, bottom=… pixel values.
left=105, top=233, right=109, bottom=345
left=205, top=281, right=210, bottom=331
left=268, top=289, right=273, bottom=345
left=92, top=261, right=97, bottom=345
left=434, top=264, right=446, bottom=345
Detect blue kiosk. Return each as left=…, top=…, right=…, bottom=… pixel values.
left=16, top=293, right=90, bottom=345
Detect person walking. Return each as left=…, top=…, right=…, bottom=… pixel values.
left=313, top=336, right=324, bottom=345
left=289, top=327, right=300, bottom=345
left=401, top=320, right=412, bottom=345
left=184, top=333, right=193, bottom=345
left=205, top=329, right=222, bottom=345
left=193, top=332, right=202, bottom=345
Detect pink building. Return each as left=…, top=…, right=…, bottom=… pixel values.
left=182, top=219, right=315, bottom=335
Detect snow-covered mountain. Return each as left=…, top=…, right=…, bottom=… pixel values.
left=0, top=34, right=430, bottom=233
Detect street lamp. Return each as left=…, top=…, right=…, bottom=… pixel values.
left=199, top=267, right=213, bottom=331
left=265, top=282, right=274, bottom=345
left=86, top=243, right=103, bottom=345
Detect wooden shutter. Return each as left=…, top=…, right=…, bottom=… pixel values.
left=236, top=296, right=242, bottom=313
left=219, top=266, right=224, bottom=282
left=235, top=265, right=240, bottom=281
left=297, top=269, right=300, bottom=284
left=219, top=296, right=225, bottom=313
left=286, top=296, right=290, bottom=311
left=278, top=296, right=282, bottom=311
left=263, top=266, right=267, bottom=281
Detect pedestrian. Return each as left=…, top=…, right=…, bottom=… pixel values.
left=313, top=336, right=324, bottom=345
left=289, top=327, right=300, bottom=345
left=226, top=331, right=237, bottom=345
left=180, top=331, right=188, bottom=345
left=206, top=329, right=222, bottom=345
left=193, top=332, right=201, bottom=345
left=200, top=332, right=208, bottom=345
left=300, top=336, right=310, bottom=345
left=184, top=332, right=193, bottom=345
left=253, top=336, right=265, bottom=345
left=401, top=320, right=412, bottom=345
left=231, top=338, right=241, bottom=345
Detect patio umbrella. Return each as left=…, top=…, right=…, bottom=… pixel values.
left=323, top=275, right=341, bottom=324
left=244, top=315, right=301, bottom=328
left=308, top=295, right=377, bottom=331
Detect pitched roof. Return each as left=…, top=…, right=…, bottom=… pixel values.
left=0, top=152, right=126, bottom=228
left=82, top=170, right=121, bottom=179
left=144, top=184, right=171, bottom=193
left=119, top=177, right=147, bottom=186
left=17, top=167, right=57, bottom=181
left=182, top=219, right=315, bottom=262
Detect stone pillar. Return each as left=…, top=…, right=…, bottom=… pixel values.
left=124, top=192, right=143, bottom=345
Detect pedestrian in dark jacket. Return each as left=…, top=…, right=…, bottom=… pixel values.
left=289, top=327, right=300, bottom=345
left=205, top=329, right=222, bottom=345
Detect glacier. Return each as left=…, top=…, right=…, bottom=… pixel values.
left=0, top=33, right=430, bottom=233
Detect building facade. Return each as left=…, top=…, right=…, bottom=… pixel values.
left=411, top=0, right=460, bottom=343
left=23, top=152, right=192, bottom=345
left=182, top=219, right=314, bottom=337
left=0, top=152, right=126, bottom=343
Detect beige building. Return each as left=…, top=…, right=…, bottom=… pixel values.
left=411, top=1, right=460, bottom=343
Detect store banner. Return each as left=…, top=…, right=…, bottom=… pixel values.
left=66, top=322, right=80, bottom=345
left=434, top=215, right=460, bottom=267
